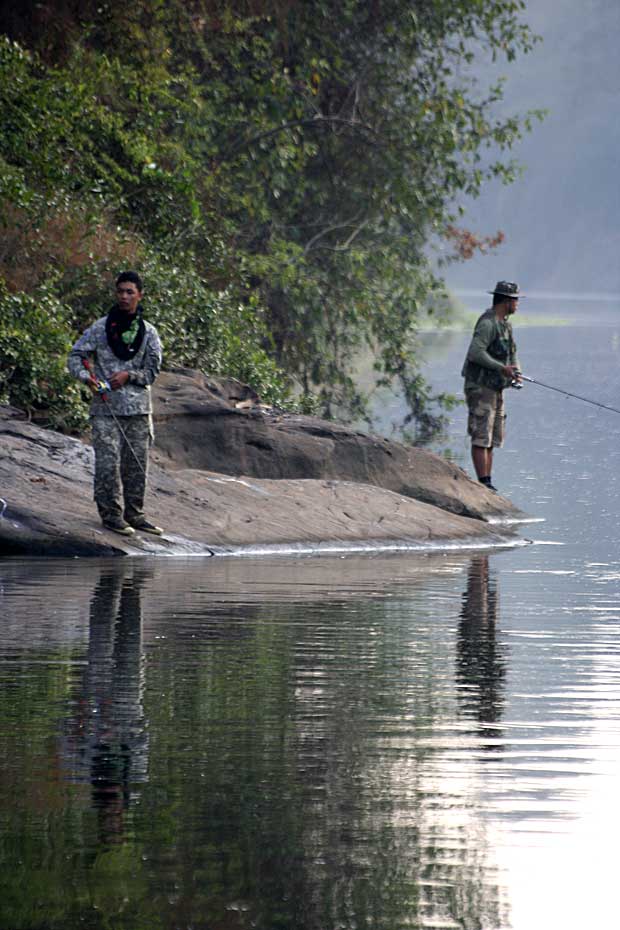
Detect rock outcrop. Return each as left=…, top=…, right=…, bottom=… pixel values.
left=0, top=371, right=528, bottom=557
left=152, top=368, right=523, bottom=522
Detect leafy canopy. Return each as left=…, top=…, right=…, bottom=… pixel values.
left=0, top=2, right=541, bottom=435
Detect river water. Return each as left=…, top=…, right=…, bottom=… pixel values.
left=1, top=298, right=620, bottom=930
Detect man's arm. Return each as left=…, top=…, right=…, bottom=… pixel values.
left=466, top=318, right=505, bottom=371
left=67, top=326, right=98, bottom=384
left=126, top=329, right=162, bottom=387
left=467, top=318, right=519, bottom=379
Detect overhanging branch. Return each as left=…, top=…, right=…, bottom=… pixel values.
left=222, top=114, right=380, bottom=163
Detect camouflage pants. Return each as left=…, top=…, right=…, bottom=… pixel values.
left=91, top=415, right=152, bottom=524
left=465, top=386, right=505, bottom=448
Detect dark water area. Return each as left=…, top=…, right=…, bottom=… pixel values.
left=2, top=299, right=620, bottom=930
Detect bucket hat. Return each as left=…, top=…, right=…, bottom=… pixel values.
left=487, top=280, right=524, bottom=299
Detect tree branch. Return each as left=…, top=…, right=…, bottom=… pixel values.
left=221, top=115, right=380, bottom=163
left=303, top=213, right=366, bottom=255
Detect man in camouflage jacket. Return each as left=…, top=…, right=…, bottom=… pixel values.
left=461, top=280, right=522, bottom=493
left=68, top=271, right=163, bottom=536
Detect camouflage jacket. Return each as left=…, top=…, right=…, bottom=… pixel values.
left=67, top=315, right=162, bottom=417
left=461, top=308, right=519, bottom=392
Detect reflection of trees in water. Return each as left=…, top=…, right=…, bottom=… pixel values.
left=142, top=590, right=508, bottom=930
left=63, top=564, right=149, bottom=846
left=457, top=555, right=506, bottom=737
left=2, top=563, right=512, bottom=929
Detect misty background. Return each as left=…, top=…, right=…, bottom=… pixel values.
left=442, top=0, right=620, bottom=299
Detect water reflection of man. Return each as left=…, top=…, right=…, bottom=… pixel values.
left=457, top=556, right=506, bottom=737
left=67, top=565, right=150, bottom=845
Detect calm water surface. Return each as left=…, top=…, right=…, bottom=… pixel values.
left=2, top=300, right=620, bottom=930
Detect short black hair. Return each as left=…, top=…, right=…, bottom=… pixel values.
left=116, top=270, right=143, bottom=291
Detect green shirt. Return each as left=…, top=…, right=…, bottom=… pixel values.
left=461, top=308, right=519, bottom=392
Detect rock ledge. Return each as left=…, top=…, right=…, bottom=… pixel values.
left=0, top=375, right=527, bottom=557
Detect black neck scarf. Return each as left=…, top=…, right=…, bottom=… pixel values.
left=105, top=303, right=146, bottom=361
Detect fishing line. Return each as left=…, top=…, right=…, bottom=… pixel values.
left=83, top=359, right=148, bottom=477
left=519, top=374, right=620, bottom=416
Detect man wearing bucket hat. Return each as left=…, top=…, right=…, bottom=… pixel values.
left=461, top=281, right=523, bottom=492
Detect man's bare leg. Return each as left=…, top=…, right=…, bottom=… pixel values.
left=471, top=445, right=493, bottom=480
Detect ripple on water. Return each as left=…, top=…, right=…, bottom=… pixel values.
left=0, top=551, right=619, bottom=930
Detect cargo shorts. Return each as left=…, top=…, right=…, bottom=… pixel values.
left=465, top=386, right=505, bottom=448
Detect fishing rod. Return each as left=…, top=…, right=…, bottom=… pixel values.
left=83, top=359, right=217, bottom=554
left=82, top=359, right=148, bottom=477
left=518, top=374, right=620, bottom=416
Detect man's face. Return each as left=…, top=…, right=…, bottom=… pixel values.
left=116, top=281, right=142, bottom=314
left=506, top=297, right=519, bottom=315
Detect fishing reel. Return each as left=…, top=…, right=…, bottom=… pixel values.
left=82, top=359, right=110, bottom=395
left=510, top=371, right=523, bottom=390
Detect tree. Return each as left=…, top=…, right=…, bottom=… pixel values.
left=0, top=1, right=541, bottom=436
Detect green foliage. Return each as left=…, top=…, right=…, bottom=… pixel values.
left=140, top=250, right=293, bottom=407
left=0, top=2, right=542, bottom=438
left=0, top=283, right=88, bottom=430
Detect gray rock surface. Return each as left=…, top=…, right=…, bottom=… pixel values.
left=0, top=373, right=526, bottom=557
left=152, top=368, right=524, bottom=522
